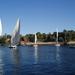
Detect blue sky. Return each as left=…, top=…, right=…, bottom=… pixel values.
left=0, top=0, right=75, bottom=34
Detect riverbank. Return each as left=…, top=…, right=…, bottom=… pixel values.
left=25, top=42, right=65, bottom=46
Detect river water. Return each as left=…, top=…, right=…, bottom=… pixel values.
left=0, top=45, right=75, bottom=75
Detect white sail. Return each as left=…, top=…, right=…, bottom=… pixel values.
left=0, top=19, right=2, bottom=36
left=56, top=28, right=58, bottom=44
left=35, top=33, right=37, bottom=44
left=11, top=19, right=20, bottom=47
left=33, top=33, right=38, bottom=47
left=56, top=28, right=60, bottom=46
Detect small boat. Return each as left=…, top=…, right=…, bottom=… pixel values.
left=68, top=44, right=75, bottom=48
left=56, top=44, right=60, bottom=46
left=9, top=19, right=20, bottom=48
left=67, top=41, right=75, bottom=48
left=9, top=45, right=17, bottom=48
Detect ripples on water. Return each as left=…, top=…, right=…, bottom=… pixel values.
left=0, top=45, right=75, bottom=75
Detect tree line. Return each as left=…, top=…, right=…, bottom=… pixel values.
left=22, top=29, right=75, bottom=42
left=0, top=29, right=75, bottom=45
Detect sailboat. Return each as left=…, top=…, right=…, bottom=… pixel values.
left=33, top=33, right=38, bottom=47
left=56, top=28, right=60, bottom=46
left=0, top=19, right=2, bottom=36
left=0, top=19, right=3, bottom=46
left=9, top=19, right=20, bottom=48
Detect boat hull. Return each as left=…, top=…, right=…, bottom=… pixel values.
left=56, top=44, right=60, bottom=46
left=33, top=45, right=38, bottom=47
left=9, top=45, right=17, bottom=49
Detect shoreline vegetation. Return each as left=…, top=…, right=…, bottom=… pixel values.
left=0, top=29, right=75, bottom=46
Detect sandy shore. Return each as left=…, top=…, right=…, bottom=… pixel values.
left=25, top=42, right=64, bottom=46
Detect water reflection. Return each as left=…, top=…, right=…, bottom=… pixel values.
left=34, top=46, right=38, bottom=64
left=0, top=48, right=4, bottom=75
left=11, top=48, right=20, bottom=75
left=56, top=46, right=61, bottom=64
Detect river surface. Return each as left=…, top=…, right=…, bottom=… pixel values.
left=0, top=45, right=75, bottom=75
